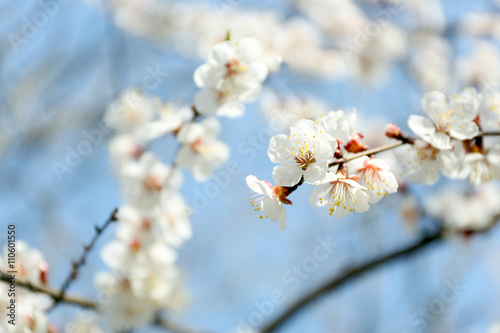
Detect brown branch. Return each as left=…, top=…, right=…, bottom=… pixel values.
left=0, top=270, right=96, bottom=309
left=329, top=141, right=406, bottom=167
left=478, top=131, right=500, bottom=137
left=155, top=314, right=212, bottom=333
left=53, top=209, right=118, bottom=307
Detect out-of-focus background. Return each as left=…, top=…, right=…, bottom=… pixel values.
left=2, top=0, right=500, bottom=332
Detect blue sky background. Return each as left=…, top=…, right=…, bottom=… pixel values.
left=1, top=0, right=500, bottom=332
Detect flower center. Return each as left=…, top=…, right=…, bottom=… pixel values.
left=294, top=150, right=316, bottom=170
left=226, top=58, right=247, bottom=77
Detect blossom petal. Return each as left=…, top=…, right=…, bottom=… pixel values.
left=309, top=184, right=332, bottom=207
left=272, top=164, right=303, bottom=186
left=408, top=115, right=436, bottom=138
left=303, top=163, right=328, bottom=184
left=268, top=134, right=294, bottom=163
left=449, top=121, right=479, bottom=140
left=421, top=91, right=448, bottom=121
left=262, top=195, right=280, bottom=222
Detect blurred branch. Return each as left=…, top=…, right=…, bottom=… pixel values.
left=261, top=227, right=443, bottom=332
left=52, top=209, right=118, bottom=308
left=155, top=314, right=212, bottom=333
left=262, top=215, right=500, bottom=333
left=0, top=270, right=209, bottom=333
left=0, top=270, right=96, bottom=309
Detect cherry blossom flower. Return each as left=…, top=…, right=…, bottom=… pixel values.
left=246, top=175, right=291, bottom=230
left=309, top=169, right=370, bottom=218
left=109, top=134, right=143, bottom=164
left=143, top=103, right=194, bottom=141
left=408, top=89, right=480, bottom=150
left=457, top=151, right=500, bottom=185
left=315, top=110, right=352, bottom=144
left=396, top=139, right=457, bottom=185
left=268, top=119, right=336, bottom=186
left=1, top=241, right=49, bottom=286
left=120, top=152, right=182, bottom=209
left=151, top=190, right=192, bottom=247
left=175, top=117, right=230, bottom=181
left=348, top=156, right=398, bottom=204
left=193, top=37, right=268, bottom=118
left=425, top=184, right=500, bottom=233
left=95, top=272, right=157, bottom=331
left=104, top=89, right=156, bottom=134
left=101, top=239, right=176, bottom=277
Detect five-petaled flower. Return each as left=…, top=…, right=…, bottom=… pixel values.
left=268, top=119, right=336, bottom=186
left=408, top=89, right=480, bottom=150
left=309, top=168, right=370, bottom=218
left=349, top=156, right=399, bottom=203
left=193, top=37, right=269, bottom=118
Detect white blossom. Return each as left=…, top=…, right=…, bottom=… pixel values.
left=104, top=89, right=156, bottom=134
left=408, top=89, right=480, bottom=150
left=309, top=169, right=370, bottom=218
left=151, top=190, right=192, bottom=247
left=268, top=119, right=336, bottom=186
left=396, top=139, right=457, bottom=185
left=349, top=156, right=398, bottom=204
left=120, top=152, right=182, bottom=209
left=0, top=241, right=49, bottom=286
left=193, top=37, right=268, bottom=118
left=246, top=175, right=290, bottom=230
left=457, top=151, right=500, bottom=185
left=175, top=117, right=230, bottom=181
left=101, top=238, right=176, bottom=277
left=425, top=184, right=500, bottom=232
left=95, top=272, right=157, bottom=331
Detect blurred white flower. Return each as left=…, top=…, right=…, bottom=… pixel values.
left=408, top=89, right=480, bottom=150
left=409, top=33, right=451, bottom=91
left=1, top=241, right=49, bottom=286
left=397, top=139, right=457, bottom=185
left=458, top=42, right=500, bottom=89
left=194, top=37, right=268, bottom=118
left=120, top=152, right=182, bottom=209
left=151, top=190, right=192, bottom=247
left=104, top=89, right=156, bottom=134
left=95, top=272, right=156, bottom=331
left=457, top=151, right=500, bottom=185
left=175, top=117, right=230, bottom=182
left=425, top=184, right=500, bottom=232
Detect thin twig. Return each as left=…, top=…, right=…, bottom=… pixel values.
left=0, top=270, right=96, bottom=308
left=53, top=209, right=118, bottom=307
left=329, top=141, right=406, bottom=167
left=155, top=314, right=212, bottom=333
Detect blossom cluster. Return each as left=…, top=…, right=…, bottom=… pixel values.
left=247, top=86, right=500, bottom=232
left=247, top=109, right=399, bottom=230
left=399, top=88, right=500, bottom=185
left=94, top=0, right=500, bottom=93
left=99, top=36, right=271, bottom=330
left=0, top=242, right=51, bottom=332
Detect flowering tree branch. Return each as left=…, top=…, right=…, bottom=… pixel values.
left=261, top=216, right=500, bottom=333
left=0, top=270, right=96, bottom=309
left=0, top=269, right=208, bottom=333
left=53, top=209, right=118, bottom=307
